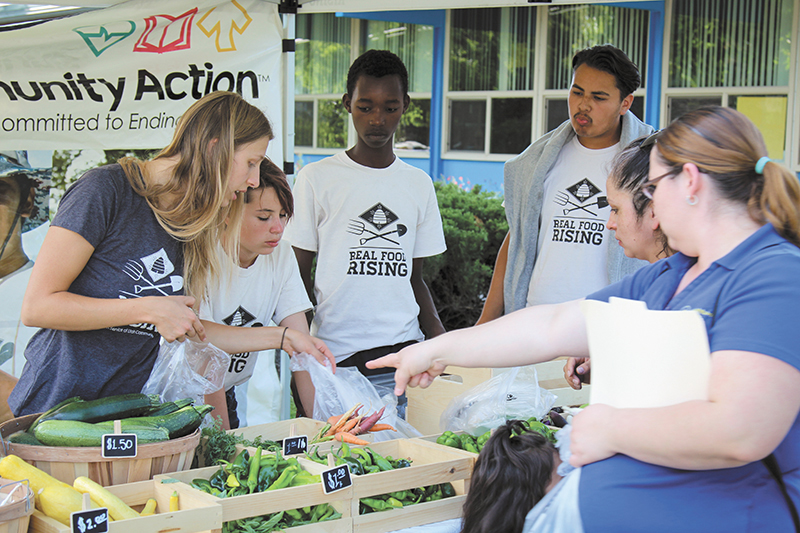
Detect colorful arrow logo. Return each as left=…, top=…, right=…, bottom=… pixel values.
left=197, top=0, right=252, bottom=52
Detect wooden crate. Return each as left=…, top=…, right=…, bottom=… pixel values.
left=27, top=478, right=222, bottom=533
left=0, top=413, right=200, bottom=486
left=304, top=438, right=475, bottom=533
left=407, top=360, right=590, bottom=435
left=155, top=460, right=354, bottom=533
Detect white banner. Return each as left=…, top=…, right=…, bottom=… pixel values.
left=0, top=0, right=284, bottom=152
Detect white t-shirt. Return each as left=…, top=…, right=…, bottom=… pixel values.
left=285, top=152, right=446, bottom=362
left=0, top=261, right=36, bottom=377
left=527, top=137, right=618, bottom=306
left=200, top=241, right=311, bottom=424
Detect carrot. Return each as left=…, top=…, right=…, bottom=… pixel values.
left=327, top=415, right=342, bottom=426
left=368, top=424, right=396, bottom=432
left=340, top=417, right=359, bottom=434
left=333, top=432, right=369, bottom=446
left=326, top=403, right=362, bottom=437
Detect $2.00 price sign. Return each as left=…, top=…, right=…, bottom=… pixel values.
left=71, top=507, right=109, bottom=533
left=102, top=433, right=137, bottom=458
left=321, top=463, right=352, bottom=494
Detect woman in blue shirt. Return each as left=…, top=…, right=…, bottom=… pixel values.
left=368, top=106, right=800, bottom=532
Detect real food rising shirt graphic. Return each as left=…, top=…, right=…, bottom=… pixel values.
left=347, top=202, right=409, bottom=278
left=113, top=248, right=183, bottom=337
left=221, top=306, right=261, bottom=375
left=549, top=178, right=608, bottom=246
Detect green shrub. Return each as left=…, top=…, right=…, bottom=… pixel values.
left=424, top=182, right=508, bottom=331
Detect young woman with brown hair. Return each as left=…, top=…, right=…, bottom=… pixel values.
left=11, top=91, right=328, bottom=416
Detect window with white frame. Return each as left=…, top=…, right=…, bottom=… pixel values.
left=665, top=0, right=795, bottom=164
left=295, top=13, right=351, bottom=150
left=445, top=5, right=650, bottom=157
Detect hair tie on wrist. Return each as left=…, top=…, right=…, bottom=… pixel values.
left=755, top=156, right=771, bottom=175
left=280, top=326, right=288, bottom=352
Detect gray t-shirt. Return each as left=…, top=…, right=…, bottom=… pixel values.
left=9, top=164, right=184, bottom=416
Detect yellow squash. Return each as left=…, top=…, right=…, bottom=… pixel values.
left=73, top=476, right=139, bottom=520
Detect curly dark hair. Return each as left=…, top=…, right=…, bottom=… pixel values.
left=461, top=420, right=558, bottom=533
left=572, top=44, right=641, bottom=98
left=346, top=49, right=409, bottom=97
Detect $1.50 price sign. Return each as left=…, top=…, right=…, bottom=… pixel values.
left=102, top=433, right=137, bottom=458
left=71, top=507, right=109, bottom=533
left=321, top=463, right=352, bottom=494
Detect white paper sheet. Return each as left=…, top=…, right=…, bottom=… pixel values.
left=581, top=297, right=711, bottom=409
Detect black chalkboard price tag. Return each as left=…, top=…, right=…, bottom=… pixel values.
left=102, top=433, right=137, bottom=458
left=71, top=507, right=109, bottom=533
left=321, top=463, right=352, bottom=494
left=283, top=435, right=308, bottom=456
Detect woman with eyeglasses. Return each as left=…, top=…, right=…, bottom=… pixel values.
left=368, top=106, right=800, bottom=532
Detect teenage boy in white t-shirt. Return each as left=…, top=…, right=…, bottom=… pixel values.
left=201, top=159, right=334, bottom=429
left=286, top=50, right=447, bottom=415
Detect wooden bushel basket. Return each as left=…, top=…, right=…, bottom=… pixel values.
left=0, top=478, right=34, bottom=533
left=0, top=413, right=200, bottom=487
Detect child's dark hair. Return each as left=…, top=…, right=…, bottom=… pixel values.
left=244, top=158, right=294, bottom=218
left=461, top=420, right=557, bottom=533
left=572, top=44, right=641, bottom=98
left=346, top=49, right=409, bottom=97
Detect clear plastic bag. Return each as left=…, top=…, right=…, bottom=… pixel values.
left=141, top=338, right=230, bottom=406
left=440, top=365, right=556, bottom=435
left=290, top=352, right=421, bottom=441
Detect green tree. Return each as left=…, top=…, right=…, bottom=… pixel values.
left=424, top=182, right=508, bottom=331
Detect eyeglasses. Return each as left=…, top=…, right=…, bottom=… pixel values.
left=640, top=170, right=673, bottom=200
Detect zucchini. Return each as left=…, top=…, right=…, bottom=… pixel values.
left=97, top=405, right=214, bottom=439
left=44, top=393, right=162, bottom=424
left=147, top=398, right=194, bottom=417
left=28, top=396, right=81, bottom=433
left=8, top=431, right=45, bottom=446
left=33, top=420, right=169, bottom=447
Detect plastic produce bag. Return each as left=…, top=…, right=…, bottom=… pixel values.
left=440, top=365, right=556, bottom=435
left=290, top=352, right=421, bottom=441
left=141, top=338, right=230, bottom=406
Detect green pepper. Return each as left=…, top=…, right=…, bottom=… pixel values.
left=226, top=473, right=240, bottom=488
left=340, top=442, right=351, bottom=457
left=311, top=504, right=326, bottom=522
left=462, top=439, right=479, bottom=454
left=291, top=471, right=321, bottom=486
left=191, top=478, right=214, bottom=493
left=340, top=456, right=365, bottom=476
left=256, top=465, right=278, bottom=492
left=265, top=465, right=298, bottom=491
left=230, top=448, right=249, bottom=471
left=435, top=433, right=449, bottom=445
left=441, top=482, right=456, bottom=498
left=319, top=505, right=335, bottom=520
left=247, top=446, right=262, bottom=494
left=444, top=436, right=461, bottom=449
left=209, top=469, right=227, bottom=491
left=386, top=496, right=404, bottom=508
left=365, top=448, right=394, bottom=471
left=477, top=430, right=492, bottom=447
left=393, top=458, right=412, bottom=469
left=364, top=465, right=380, bottom=474
left=426, top=485, right=443, bottom=501
left=351, top=447, right=372, bottom=466
left=361, top=498, right=389, bottom=512
left=389, top=490, right=408, bottom=501
left=285, top=508, right=303, bottom=521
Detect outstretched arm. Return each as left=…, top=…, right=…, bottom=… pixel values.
left=367, top=298, right=589, bottom=395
